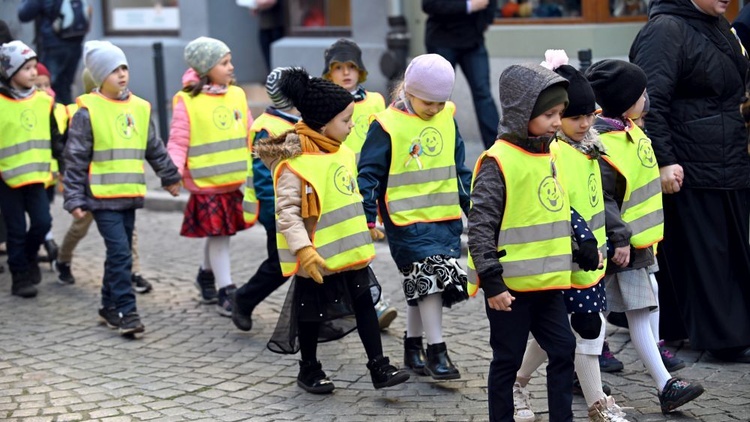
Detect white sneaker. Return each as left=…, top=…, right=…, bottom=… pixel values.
left=588, top=396, right=630, bottom=422
left=513, top=381, right=535, bottom=422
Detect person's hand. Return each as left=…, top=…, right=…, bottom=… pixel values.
left=369, top=227, right=385, bottom=241
left=469, top=0, right=490, bottom=12
left=660, top=164, right=684, bottom=194
left=573, top=239, right=600, bottom=271
left=297, top=246, right=326, bottom=284
left=611, top=245, right=631, bottom=268
left=487, top=290, right=515, bottom=311
left=72, top=208, right=87, bottom=220
left=164, top=182, right=181, bottom=197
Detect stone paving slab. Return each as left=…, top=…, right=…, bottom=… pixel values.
left=0, top=204, right=748, bottom=421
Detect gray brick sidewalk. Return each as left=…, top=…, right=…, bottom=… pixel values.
left=0, top=203, right=748, bottom=421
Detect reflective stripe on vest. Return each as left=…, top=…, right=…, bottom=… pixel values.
left=274, top=146, right=375, bottom=276
left=599, top=122, right=664, bottom=248
left=375, top=101, right=461, bottom=226
left=175, top=86, right=249, bottom=188
left=345, top=91, right=385, bottom=162
left=78, top=92, right=149, bottom=198
left=0, top=91, right=53, bottom=187
left=243, top=112, right=296, bottom=224
left=467, top=140, right=572, bottom=294
left=551, top=140, right=607, bottom=288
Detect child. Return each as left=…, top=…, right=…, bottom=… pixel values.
left=0, top=40, right=64, bottom=298
left=263, top=67, right=409, bottom=394
left=321, top=38, right=397, bottom=330
left=585, top=59, right=703, bottom=414
left=512, top=50, right=624, bottom=422
left=358, top=54, right=472, bottom=380
left=467, top=63, right=598, bottom=422
left=167, top=37, right=253, bottom=316
left=63, top=40, right=181, bottom=335
left=232, top=66, right=301, bottom=331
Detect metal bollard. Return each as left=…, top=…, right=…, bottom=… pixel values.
left=153, top=42, right=168, bottom=144
left=578, top=49, right=592, bottom=74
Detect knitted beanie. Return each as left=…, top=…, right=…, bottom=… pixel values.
left=36, top=62, right=51, bottom=79
left=82, top=68, right=97, bottom=94
left=585, top=59, right=647, bottom=118
left=404, top=54, right=455, bottom=102
left=83, top=40, right=128, bottom=86
left=555, top=64, right=595, bottom=118
left=266, top=66, right=297, bottom=110
left=278, top=67, right=353, bottom=130
left=530, top=84, right=569, bottom=120
left=0, top=40, right=37, bottom=80
left=322, top=38, right=367, bottom=83
left=184, top=37, right=230, bottom=76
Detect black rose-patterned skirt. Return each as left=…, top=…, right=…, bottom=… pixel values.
left=399, top=254, right=469, bottom=308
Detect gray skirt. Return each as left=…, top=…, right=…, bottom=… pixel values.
left=603, top=267, right=658, bottom=313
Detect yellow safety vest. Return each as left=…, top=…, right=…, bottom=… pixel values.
left=599, top=122, right=663, bottom=248
left=374, top=101, right=462, bottom=226
left=45, top=102, right=69, bottom=188
left=174, top=86, right=249, bottom=188
left=66, top=103, right=79, bottom=122
left=467, top=140, right=572, bottom=294
left=78, top=92, right=150, bottom=198
left=345, top=91, right=385, bottom=162
left=0, top=91, right=53, bottom=188
left=242, top=112, right=295, bottom=224
left=274, top=146, right=375, bottom=276
left=551, top=140, right=607, bottom=289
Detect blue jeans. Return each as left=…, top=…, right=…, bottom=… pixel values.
left=93, top=209, right=136, bottom=315
left=0, top=180, right=51, bottom=273
left=428, top=44, right=500, bottom=150
left=42, top=43, right=83, bottom=105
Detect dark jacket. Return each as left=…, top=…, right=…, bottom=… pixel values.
left=422, top=0, right=496, bottom=50
left=357, top=104, right=473, bottom=269
left=594, top=117, right=655, bottom=274
left=629, top=0, right=750, bottom=189
left=63, top=103, right=181, bottom=212
left=18, top=0, right=85, bottom=50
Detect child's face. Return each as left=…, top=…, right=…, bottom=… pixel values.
left=35, top=74, right=52, bottom=94
left=560, top=113, right=595, bottom=142
left=408, top=95, right=446, bottom=121
left=623, top=90, right=647, bottom=121
left=207, top=54, right=234, bottom=86
left=10, top=59, right=38, bottom=91
left=322, top=101, right=355, bottom=142
left=633, top=110, right=648, bottom=129
left=100, top=65, right=129, bottom=99
left=328, top=61, right=360, bottom=92
left=528, top=103, right=565, bottom=137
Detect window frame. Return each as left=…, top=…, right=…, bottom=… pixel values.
left=102, top=0, right=180, bottom=36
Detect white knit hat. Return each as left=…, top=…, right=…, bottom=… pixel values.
left=84, top=40, right=128, bottom=86
left=0, top=41, right=37, bottom=80
left=404, top=54, right=455, bottom=102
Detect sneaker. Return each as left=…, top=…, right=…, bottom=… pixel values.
left=39, top=239, right=58, bottom=265
left=659, top=377, right=704, bottom=413
left=588, top=396, right=629, bottom=422
left=297, top=360, right=335, bottom=394
left=118, top=311, right=145, bottom=336
left=55, top=261, right=75, bottom=284
left=131, top=273, right=153, bottom=294
left=98, top=307, right=119, bottom=329
left=573, top=373, right=612, bottom=396
left=513, top=381, right=535, bottom=422
left=374, top=299, right=397, bottom=330
left=599, top=341, right=624, bottom=373
left=195, top=268, right=218, bottom=304
left=658, top=340, right=685, bottom=372
left=216, top=285, right=236, bottom=317
left=367, top=356, right=410, bottom=389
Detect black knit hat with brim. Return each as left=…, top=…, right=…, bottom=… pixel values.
left=585, top=59, right=647, bottom=118
left=280, top=67, right=354, bottom=131
left=322, top=38, right=367, bottom=83
left=555, top=64, right=596, bottom=118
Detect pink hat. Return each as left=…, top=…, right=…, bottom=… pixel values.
left=404, top=54, right=455, bottom=102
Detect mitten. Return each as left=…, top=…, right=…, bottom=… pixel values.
left=369, top=227, right=385, bottom=241
left=297, top=246, right=326, bottom=283
left=573, top=239, right=600, bottom=271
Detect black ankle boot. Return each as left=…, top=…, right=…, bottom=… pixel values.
left=404, top=333, right=427, bottom=375
left=11, top=271, right=37, bottom=298
left=425, top=342, right=460, bottom=380
left=296, top=360, right=334, bottom=394
left=367, top=355, right=410, bottom=389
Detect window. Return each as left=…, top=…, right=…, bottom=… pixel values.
left=103, top=0, right=180, bottom=36
left=286, top=0, right=351, bottom=36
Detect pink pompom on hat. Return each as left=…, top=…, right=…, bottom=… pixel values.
left=403, top=54, right=455, bottom=102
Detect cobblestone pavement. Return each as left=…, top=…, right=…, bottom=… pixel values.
left=0, top=202, right=749, bottom=422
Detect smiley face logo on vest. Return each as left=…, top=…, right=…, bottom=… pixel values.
left=419, top=127, right=443, bottom=157
left=116, top=113, right=135, bottom=139
left=637, top=138, right=657, bottom=168
left=20, top=109, right=36, bottom=131
left=587, top=173, right=600, bottom=207
left=213, top=106, right=233, bottom=130
left=333, top=165, right=356, bottom=196
left=538, top=176, right=564, bottom=212
left=353, top=114, right=370, bottom=140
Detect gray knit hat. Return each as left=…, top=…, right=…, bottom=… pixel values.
left=83, top=40, right=128, bottom=86
left=266, top=67, right=298, bottom=110
left=0, top=40, right=37, bottom=80
left=184, top=37, right=230, bottom=76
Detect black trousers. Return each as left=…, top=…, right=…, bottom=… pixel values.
left=235, top=220, right=288, bottom=315
left=485, top=289, right=575, bottom=422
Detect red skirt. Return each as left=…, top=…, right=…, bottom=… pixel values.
left=180, top=190, right=251, bottom=238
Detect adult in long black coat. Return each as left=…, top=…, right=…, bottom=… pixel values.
left=630, top=0, right=750, bottom=363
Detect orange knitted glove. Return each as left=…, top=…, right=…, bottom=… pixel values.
left=297, top=246, right=326, bottom=284
left=369, top=227, right=385, bottom=241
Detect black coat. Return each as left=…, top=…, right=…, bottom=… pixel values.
left=629, top=0, right=750, bottom=189
left=422, top=0, right=496, bottom=50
